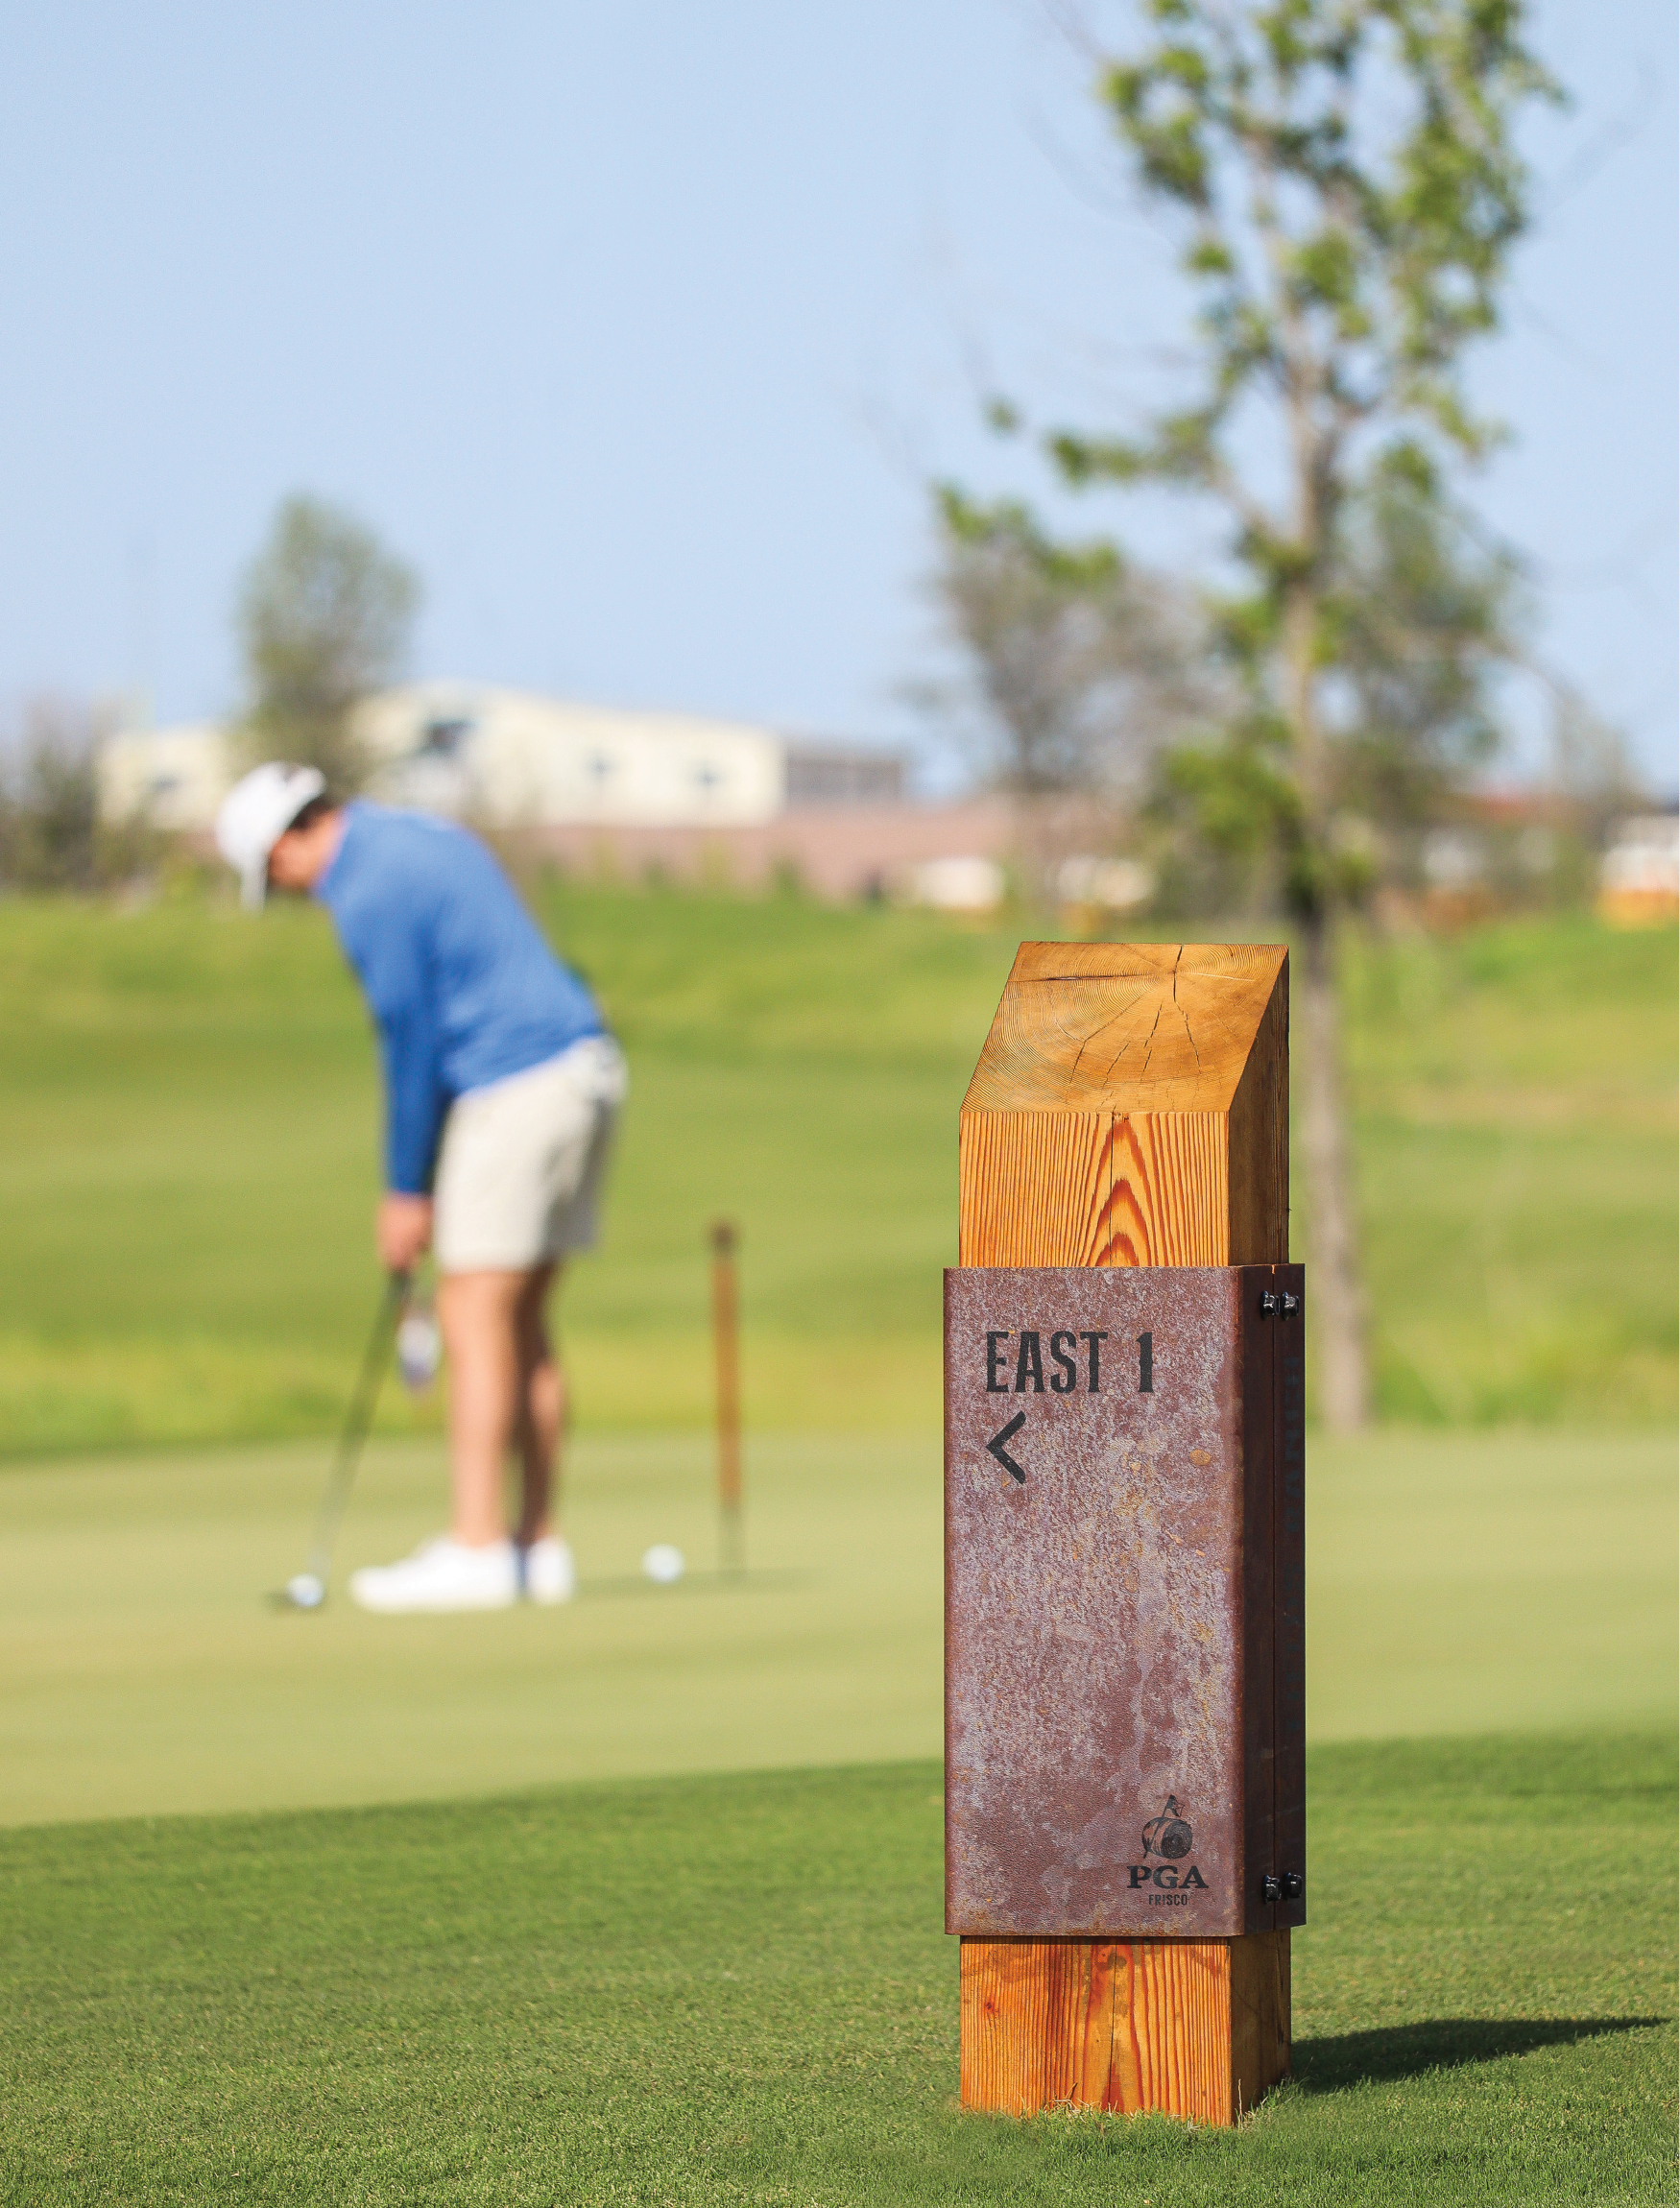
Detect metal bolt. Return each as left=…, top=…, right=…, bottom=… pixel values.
left=1280, top=1292, right=1302, bottom=1319
left=1282, top=1870, right=1304, bottom=1899
left=1258, top=1292, right=1281, bottom=1318
left=1260, top=1873, right=1282, bottom=1902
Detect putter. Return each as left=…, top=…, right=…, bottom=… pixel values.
left=273, top=1270, right=408, bottom=1611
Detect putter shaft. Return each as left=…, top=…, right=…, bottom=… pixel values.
left=302, top=1270, right=407, bottom=1586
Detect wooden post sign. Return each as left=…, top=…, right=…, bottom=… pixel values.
left=946, top=943, right=1304, bottom=2125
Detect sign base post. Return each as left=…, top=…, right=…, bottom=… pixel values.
left=950, top=943, right=1297, bottom=2125
left=960, top=1934, right=1289, bottom=2123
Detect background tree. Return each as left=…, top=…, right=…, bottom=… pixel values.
left=1160, top=449, right=1524, bottom=891
left=0, top=696, right=139, bottom=891
left=1541, top=679, right=1642, bottom=900
left=929, top=486, right=1218, bottom=898
left=1330, top=452, right=1523, bottom=846
left=1034, top=0, right=1558, bottom=1428
left=237, top=495, right=419, bottom=794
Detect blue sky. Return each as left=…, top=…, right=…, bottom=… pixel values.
left=1, top=1, right=1673, bottom=786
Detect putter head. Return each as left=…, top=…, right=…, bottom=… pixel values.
left=271, top=1571, right=327, bottom=1611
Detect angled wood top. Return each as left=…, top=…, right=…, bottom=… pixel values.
left=962, top=942, right=1288, bottom=1116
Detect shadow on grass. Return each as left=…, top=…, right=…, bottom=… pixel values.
left=1296, top=2015, right=1667, bottom=2091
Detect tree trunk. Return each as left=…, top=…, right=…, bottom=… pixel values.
left=1298, top=904, right=1369, bottom=1430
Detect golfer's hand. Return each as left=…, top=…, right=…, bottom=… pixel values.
left=377, top=1193, right=433, bottom=1272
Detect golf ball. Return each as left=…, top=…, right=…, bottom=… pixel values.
left=286, top=1572, right=326, bottom=1609
left=641, top=1543, right=685, bottom=1585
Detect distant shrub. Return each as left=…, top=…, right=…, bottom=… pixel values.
left=0, top=698, right=157, bottom=892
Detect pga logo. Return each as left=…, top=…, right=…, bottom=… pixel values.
left=1129, top=1794, right=1208, bottom=1895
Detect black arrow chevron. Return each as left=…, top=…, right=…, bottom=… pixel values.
left=985, top=1410, right=1028, bottom=1483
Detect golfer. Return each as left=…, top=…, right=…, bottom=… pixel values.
left=215, top=761, right=625, bottom=1613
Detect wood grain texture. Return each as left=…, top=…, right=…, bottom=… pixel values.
left=958, top=1114, right=1110, bottom=1265
left=1229, top=1927, right=1291, bottom=2116
left=1099, top=1113, right=1230, bottom=1267
left=962, top=942, right=1288, bottom=1118
left=961, top=1937, right=1281, bottom=2123
left=1226, top=957, right=1290, bottom=1265
left=958, top=1112, right=1230, bottom=1268
left=956, top=941, right=1292, bottom=2124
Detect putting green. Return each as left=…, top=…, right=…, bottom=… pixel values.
left=1, top=1426, right=1671, bottom=1827
left=1308, top=1426, right=1677, bottom=1739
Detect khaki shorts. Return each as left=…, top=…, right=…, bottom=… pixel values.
left=433, top=1036, right=626, bottom=1273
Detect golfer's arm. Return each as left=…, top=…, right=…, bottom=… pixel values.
left=359, top=934, right=447, bottom=1197
left=377, top=1018, right=447, bottom=1196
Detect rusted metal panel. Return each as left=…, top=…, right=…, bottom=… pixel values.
left=1273, top=1273, right=1307, bottom=1928
left=1240, top=1274, right=1278, bottom=1923
left=945, top=1264, right=1305, bottom=1940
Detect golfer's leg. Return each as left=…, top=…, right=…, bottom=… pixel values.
left=437, top=1269, right=526, bottom=1548
left=513, top=1263, right=563, bottom=1547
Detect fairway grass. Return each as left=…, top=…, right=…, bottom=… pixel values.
left=0, top=896, right=1672, bottom=1450
left=0, top=1427, right=1671, bottom=1828
left=1, top=1735, right=1672, bottom=2206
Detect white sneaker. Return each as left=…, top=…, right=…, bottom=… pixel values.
left=521, top=1535, right=576, bottom=1605
left=348, top=1537, right=518, bottom=1614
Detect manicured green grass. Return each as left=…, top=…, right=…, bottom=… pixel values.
left=1, top=1426, right=1669, bottom=1828
left=1, top=1733, right=1672, bottom=2206
left=1338, top=920, right=1677, bottom=1425
left=1306, top=1427, right=1677, bottom=1740
left=4, top=891, right=1668, bottom=2202
left=0, top=891, right=1671, bottom=1451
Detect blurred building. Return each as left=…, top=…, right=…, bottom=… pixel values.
left=96, top=719, right=232, bottom=834
left=1599, top=813, right=1680, bottom=926
left=359, top=684, right=792, bottom=826
left=96, top=684, right=1030, bottom=900
left=100, top=684, right=905, bottom=832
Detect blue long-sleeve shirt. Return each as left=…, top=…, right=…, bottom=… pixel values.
left=314, top=804, right=605, bottom=1193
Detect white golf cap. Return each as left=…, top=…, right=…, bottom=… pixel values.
left=214, top=762, right=326, bottom=909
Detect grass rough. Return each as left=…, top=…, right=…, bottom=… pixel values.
left=0, top=893, right=1671, bottom=1450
